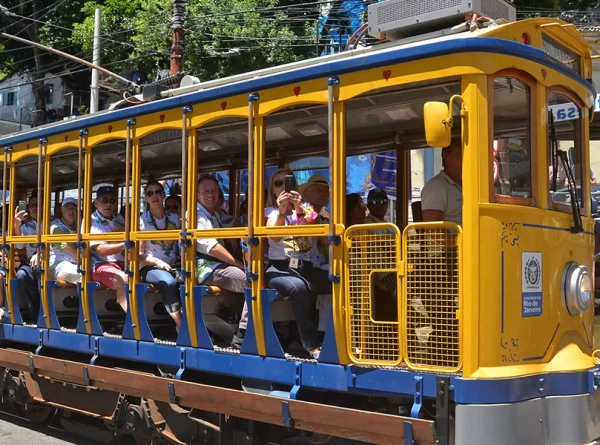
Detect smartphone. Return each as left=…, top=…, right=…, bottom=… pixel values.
left=284, top=175, right=296, bottom=193
left=17, top=200, right=27, bottom=213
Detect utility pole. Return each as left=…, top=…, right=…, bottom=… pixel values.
left=90, top=8, right=102, bottom=113
left=170, top=0, right=185, bottom=88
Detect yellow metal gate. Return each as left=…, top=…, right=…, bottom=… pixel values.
left=344, top=223, right=402, bottom=366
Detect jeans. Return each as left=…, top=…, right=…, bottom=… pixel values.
left=265, top=261, right=320, bottom=351
left=140, top=266, right=181, bottom=314
left=16, top=265, right=40, bottom=321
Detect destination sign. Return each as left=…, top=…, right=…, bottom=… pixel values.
left=542, top=34, right=581, bottom=75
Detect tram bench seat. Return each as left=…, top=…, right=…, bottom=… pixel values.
left=54, top=278, right=224, bottom=295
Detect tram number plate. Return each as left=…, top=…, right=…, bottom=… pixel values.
left=522, top=252, right=542, bottom=317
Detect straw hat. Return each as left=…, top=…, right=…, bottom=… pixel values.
left=298, top=173, right=329, bottom=196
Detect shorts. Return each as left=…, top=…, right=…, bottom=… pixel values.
left=92, top=262, right=125, bottom=289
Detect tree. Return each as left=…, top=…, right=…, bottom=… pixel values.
left=0, top=0, right=88, bottom=125
left=71, top=0, right=316, bottom=83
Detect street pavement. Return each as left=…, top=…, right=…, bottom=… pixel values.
left=0, top=410, right=103, bottom=445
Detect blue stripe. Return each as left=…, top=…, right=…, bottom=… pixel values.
left=522, top=323, right=560, bottom=361
left=0, top=37, right=595, bottom=148
left=523, top=223, right=594, bottom=236
left=501, top=251, right=505, bottom=333
left=0, top=323, right=597, bottom=404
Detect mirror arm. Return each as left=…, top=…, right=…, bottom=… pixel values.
left=446, top=95, right=468, bottom=128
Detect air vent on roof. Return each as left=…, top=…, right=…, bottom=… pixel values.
left=368, top=0, right=516, bottom=40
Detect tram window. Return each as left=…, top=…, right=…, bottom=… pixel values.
left=91, top=140, right=127, bottom=229
left=492, top=76, right=533, bottom=202
left=547, top=91, right=583, bottom=212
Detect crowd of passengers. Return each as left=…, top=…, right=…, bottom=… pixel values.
left=0, top=140, right=463, bottom=359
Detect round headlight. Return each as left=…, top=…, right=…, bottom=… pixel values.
left=562, top=262, right=593, bottom=316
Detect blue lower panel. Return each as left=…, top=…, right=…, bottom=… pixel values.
left=0, top=324, right=597, bottom=404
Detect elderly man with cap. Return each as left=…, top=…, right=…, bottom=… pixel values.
left=90, top=186, right=129, bottom=313
left=49, top=197, right=82, bottom=285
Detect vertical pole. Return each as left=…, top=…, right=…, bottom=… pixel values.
left=1, top=147, right=10, bottom=323
left=90, top=8, right=101, bottom=114
left=170, top=0, right=185, bottom=88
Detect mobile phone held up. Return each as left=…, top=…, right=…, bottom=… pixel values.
left=18, top=200, right=27, bottom=213
left=284, top=175, right=296, bottom=193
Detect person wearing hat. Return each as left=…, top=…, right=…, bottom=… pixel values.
left=365, top=188, right=389, bottom=225
left=13, top=191, right=43, bottom=321
left=49, top=197, right=82, bottom=285
left=90, top=186, right=129, bottom=313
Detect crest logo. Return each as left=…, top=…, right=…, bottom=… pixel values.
left=524, top=257, right=541, bottom=287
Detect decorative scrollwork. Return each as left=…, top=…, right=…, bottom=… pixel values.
left=501, top=336, right=520, bottom=363
left=501, top=222, right=520, bottom=248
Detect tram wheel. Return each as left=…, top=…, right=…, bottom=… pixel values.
left=21, top=402, right=56, bottom=424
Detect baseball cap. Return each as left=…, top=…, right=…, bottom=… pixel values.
left=61, top=197, right=77, bottom=207
left=95, top=186, right=116, bottom=198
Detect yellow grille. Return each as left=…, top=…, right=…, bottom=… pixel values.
left=344, top=224, right=401, bottom=366
left=403, top=223, right=462, bottom=372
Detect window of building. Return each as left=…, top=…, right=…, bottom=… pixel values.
left=492, top=74, right=534, bottom=204
left=2, top=91, right=16, bottom=107
left=44, top=85, right=53, bottom=105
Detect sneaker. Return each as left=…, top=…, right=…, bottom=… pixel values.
left=231, top=329, right=245, bottom=349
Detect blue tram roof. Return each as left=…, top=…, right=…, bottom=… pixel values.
left=0, top=35, right=594, bottom=148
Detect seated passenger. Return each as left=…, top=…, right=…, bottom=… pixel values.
left=49, top=197, right=82, bottom=285
left=165, top=195, right=182, bottom=217
left=195, top=175, right=245, bottom=293
left=260, top=169, right=323, bottom=356
left=90, top=186, right=129, bottom=313
left=421, top=138, right=462, bottom=225
left=14, top=192, right=43, bottom=321
left=365, top=188, right=389, bottom=224
left=139, top=181, right=182, bottom=329
left=346, top=193, right=367, bottom=226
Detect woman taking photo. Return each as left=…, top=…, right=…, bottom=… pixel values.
left=139, top=181, right=183, bottom=329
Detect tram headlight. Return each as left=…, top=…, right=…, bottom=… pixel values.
left=562, top=262, right=593, bottom=316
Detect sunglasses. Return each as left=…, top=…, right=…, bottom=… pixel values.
left=100, top=197, right=117, bottom=205
left=369, top=199, right=389, bottom=205
left=165, top=204, right=180, bottom=211
left=146, top=189, right=164, bottom=197
left=273, top=179, right=284, bottom=187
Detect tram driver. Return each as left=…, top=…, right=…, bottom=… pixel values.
left=90, top=186, right=129, bottom=313
left=421, top=138, right=463, bottom=225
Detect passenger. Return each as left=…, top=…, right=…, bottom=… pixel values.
left=14, top=192, right=42, bottom=321
left=165, top=195, right=182, bottom=217
left=299, top=173, right=331, bottom=276
left=139, top=181, right=183, bottom=329
left=90, top=186, right=129, bottom=313
left=365, top=188, right=389, bottom=224
left=49, top=197, right=82, bottom=285
left=238, top=199, right=248, bottom=227
left=421, top=138, right=462, bottom=225
left=238, top=168, right=323, bottom=356
left=195, top=175, right=245, bottom=293
left=345, top=193, right=367, bottom=226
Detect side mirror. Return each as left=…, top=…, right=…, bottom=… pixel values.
left=423, top=102, right=451, bottom=148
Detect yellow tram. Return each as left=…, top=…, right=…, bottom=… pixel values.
left=0, top=1, right=597, bottom=444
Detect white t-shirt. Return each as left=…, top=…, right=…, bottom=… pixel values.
left=139, top=210, right=180, bottom=265
left=421, top=171, right=462, bottom=225
left=49, top=218, right=77, bottom=267
left=264, top=206, right=311, bottom=261
left=17, top=219, right=37, bottom=259
left=90, top=210, right=125, bottom=264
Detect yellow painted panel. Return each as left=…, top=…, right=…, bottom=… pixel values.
left=256, top=78, right=328, bottom=116
left=189, top=95, right=248, bottom=128
left=133, top=107, right=182, bottom=138
left=477, top=204, right=595, bottom=378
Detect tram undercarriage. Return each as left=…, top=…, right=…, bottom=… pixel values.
left=0, top=346, right=439, bottom=445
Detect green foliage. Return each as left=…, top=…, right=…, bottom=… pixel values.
left=70, top=0, right=315, bottom=82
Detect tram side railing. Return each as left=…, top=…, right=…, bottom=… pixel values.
left=343, top=222, right=462, bottom=372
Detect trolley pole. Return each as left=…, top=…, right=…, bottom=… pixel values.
left=90, top=8, right=101, bottom=113
left=170, top=0, right=185, bottom=87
